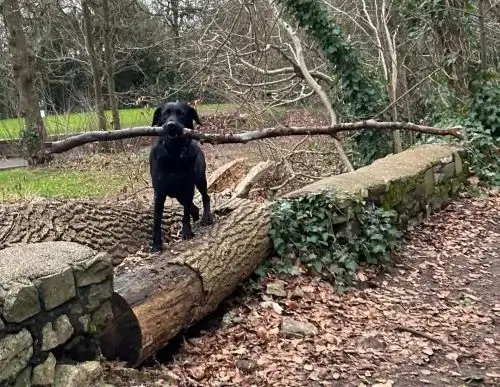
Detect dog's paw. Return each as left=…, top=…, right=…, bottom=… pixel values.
left=191, top=209, right=200, bottom=223
left=201, top=213, right=215, bottom=226
left=182, top=230, right=195, bottom=240
left=151, top=243, right=164, bottom=253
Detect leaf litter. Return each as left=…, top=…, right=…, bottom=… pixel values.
left=103, top=193, right=500, bottom=387
left=104, top=190, right=500, bottom=387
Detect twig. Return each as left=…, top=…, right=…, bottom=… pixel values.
left=394, top=325, right=451, bottom=348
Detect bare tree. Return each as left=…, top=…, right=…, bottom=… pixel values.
left=102, top=0, right=121, bottom=130
left=82, top=0, right=107, bottom=132
left=1, top=0, right=48, bottom=163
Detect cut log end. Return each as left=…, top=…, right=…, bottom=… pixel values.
left=100, top=292, right=141, bottom=363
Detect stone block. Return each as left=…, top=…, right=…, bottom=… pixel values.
left=37, top=268, right=76, bottom=310
left=53, top=361, right=104, bottom=387
left=32, top=352, right=56, bottom=386
left=441, top=162, right=456, bottom=181
left=422, top=169, right=434, bottom=196
left=86, top=281, right=113, bottom=311
left=440, top=155, right=453, bottom=164
left=42, top=314, right=74, bottom=351
left=14, top=367, right=32, bottom=387
left=0, top=242, right=96, bottom=285
left=73, top=252, right=113, bottom=287
left=0, top=328, right=33, bottom=383
left=78, top=315, right=91, bottom=333
left=367, top=181, right=390, bottom=198
left=453, top=151, right=463, bottom=175
left=1, top=282, right=41, bottom=323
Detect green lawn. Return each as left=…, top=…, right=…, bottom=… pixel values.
left=0, top=103, right=236, bottom=140
left=0, top=153, right=150, bottom=202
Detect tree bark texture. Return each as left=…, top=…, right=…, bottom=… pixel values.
left=102, top=0, right=121, bottom=131
left=0, top=198, right=173, bottom=264
left=100, top=201, right=272, bottom=367
left=1, top=0, right=48, bottom=164
left=82, top=0, right=108, bottom=132
left=0, top=195, right=249, bottom=265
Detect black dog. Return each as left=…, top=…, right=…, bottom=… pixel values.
left=149, top=101, right=214, bottom=252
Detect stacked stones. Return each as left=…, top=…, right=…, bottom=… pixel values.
left=287, top=145, right=468, bottom=238
left=0, top=241, right=114, bottom=386
left=372, top=149, right=466, bottom=228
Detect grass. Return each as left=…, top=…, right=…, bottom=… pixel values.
left=0, top=152, right=150, bottom=202
left=0, top=103, right=237, bottom=140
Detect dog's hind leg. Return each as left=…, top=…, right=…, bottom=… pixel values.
left=176, top=190, right=196, bottom=240
left=196, top=177, right=214, bottom=226
left=151, top=191, right=167, bottom=252
left=190, top=204, right=200, bottom=222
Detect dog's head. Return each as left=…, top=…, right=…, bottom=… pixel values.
left=151, top=101, right=202, bottom=138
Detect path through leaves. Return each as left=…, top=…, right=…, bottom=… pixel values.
left=104, top=190, right=500, bottom=387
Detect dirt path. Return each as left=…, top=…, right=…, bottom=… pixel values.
left=0, top=157, right=27, bottom=170
left=103, top=191, right=500, bottom=387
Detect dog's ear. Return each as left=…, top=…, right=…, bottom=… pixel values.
left=188, top=105, right=202, bottom=127
left=151, top=106, right=163, bottom=126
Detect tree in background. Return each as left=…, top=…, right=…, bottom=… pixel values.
left=1, top=0, right=48, bottom=164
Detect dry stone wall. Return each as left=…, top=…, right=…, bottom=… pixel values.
left=0, top=242, right=113, bottom=387
left=287, top=144, right=468, bottom=233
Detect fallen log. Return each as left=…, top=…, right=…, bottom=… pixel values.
left=100, top=200, right=271, bottom=367
left=0, top=197, right=177, bottom=264
left=0, top=194, right=246, bottom=265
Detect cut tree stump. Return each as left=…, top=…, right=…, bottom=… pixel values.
left=100, top=199, right=272, bottom=367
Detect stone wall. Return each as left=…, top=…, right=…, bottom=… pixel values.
left=287, top=144, right=468, bottom=232
left=0, top=242, right=113, bottom=387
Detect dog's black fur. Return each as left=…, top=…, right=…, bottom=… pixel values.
left=149, top=101, right=214, bottom=252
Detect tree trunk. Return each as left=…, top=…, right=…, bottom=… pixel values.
left=1, top=0, right=48, bottom=164
left=102, top=0, right=121, bottom=132
left=0, top=198, right=175, bottom=265
left=82, top=0, right=108, bottom=132
left=478, top=0, right=488, bottom=71
left=100, top=202, right=271, bottom=367
left=0, top=194, right=249, bottom=266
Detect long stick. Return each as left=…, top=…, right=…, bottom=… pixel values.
left=45, top=120, right=463, bottom=155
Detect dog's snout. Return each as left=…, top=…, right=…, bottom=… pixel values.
left=166, top=121, right=177, bottom=129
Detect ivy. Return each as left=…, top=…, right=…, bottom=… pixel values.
left=275, top=0, right=391, bottom=165
left=264, top=193, right=402, bottom=290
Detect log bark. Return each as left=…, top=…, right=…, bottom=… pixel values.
left=100, top=201, right=271, bottom=367
left=0, top=198, right=177, bottom=264
left=44, top=120, right=464, bottom=155
left=0, top=194, right=250, bottom=265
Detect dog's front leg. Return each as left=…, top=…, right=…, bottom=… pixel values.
left=151, top=192, right=167, bottom=252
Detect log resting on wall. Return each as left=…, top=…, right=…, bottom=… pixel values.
left=100, top=199, right=272, bottom=366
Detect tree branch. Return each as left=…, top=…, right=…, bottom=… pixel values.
left=45, top=121, right=464, bottom=155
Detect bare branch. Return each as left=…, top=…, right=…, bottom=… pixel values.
left=45, top=121, right=464, bottom=155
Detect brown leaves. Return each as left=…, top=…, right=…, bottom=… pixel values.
left=104, top=192, right=500, bottom=386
